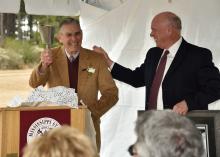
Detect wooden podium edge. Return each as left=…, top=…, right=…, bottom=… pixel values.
left=0, top=105, right=87, bottom=111
left=0, top=106, right=88, bottom=157
left=0, top=109, right=20, bottom=157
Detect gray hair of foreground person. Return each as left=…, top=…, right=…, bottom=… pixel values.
left=134, top=110, right=204, bottom=157
left=23, top=126, right=97, bottom=157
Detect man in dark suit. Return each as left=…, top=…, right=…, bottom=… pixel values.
left=93, top=11, right=220, bottom=115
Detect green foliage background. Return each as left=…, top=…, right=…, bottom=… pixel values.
left=0, top=38, right=41, bottom=69
left=0, top=14, right=78, bottom=69
left=0, top=0, right=80, bottom=69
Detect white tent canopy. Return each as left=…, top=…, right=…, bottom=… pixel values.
left=0, top=0, right=81, bottom=15
left=0, top=0, right=125, bottom=15
left=1, top=0, right=220, bottom=157
left=0, top=0, right=20, bottom=13
left=24, top=0, right=80, bottom=16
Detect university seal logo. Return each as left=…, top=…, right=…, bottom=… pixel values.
left=27, top=117, right=61, bottom=143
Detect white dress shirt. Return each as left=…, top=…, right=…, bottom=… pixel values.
left=65, top=49, right=79, bottom=60
left=157, top=37, right=182, bottom=109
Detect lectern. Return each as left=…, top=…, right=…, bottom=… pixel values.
left=0, top=106, right=89, bottom=157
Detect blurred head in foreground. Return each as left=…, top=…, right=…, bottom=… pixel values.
left=130, top=110, right=204, bottom=157
left=23, top=125, right=97, bottom=157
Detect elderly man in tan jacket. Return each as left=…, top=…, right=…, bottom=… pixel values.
left=29, top=18, right=118, bottom=151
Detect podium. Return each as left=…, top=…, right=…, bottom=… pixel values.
left=0, top=106, right=89, bottom=157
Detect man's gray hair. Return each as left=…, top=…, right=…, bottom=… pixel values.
left=59, top=17, right=80, bottom=28
left=135, top=110, right=204, bottom=157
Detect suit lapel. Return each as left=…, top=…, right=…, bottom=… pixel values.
left=78, top=48, right=89, bottom=71
left=78, top=48, right=90, bottom=99
left=55, top=47, right=69, bottom=86
left=164, top=39, right=188, bottom=81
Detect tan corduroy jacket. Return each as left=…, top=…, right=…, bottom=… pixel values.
left=29, top=46, right=118, bottom=150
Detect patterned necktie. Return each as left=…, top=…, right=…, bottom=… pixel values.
left=148, top=50, right=169, bottom=109
left=69, top=55, right=75, bottom=62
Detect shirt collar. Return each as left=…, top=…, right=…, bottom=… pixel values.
left=166, top=37, right=182, bottom=57
left=65, top=49, right=79, bottom=59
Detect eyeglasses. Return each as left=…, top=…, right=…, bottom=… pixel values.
left=128, top=144, right=138, bottom=156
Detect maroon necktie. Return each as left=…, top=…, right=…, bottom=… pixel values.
left=148, top=50, right=169, bottom=109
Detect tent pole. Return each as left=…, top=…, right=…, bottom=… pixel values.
left=0, top=13, right=4, bottom=46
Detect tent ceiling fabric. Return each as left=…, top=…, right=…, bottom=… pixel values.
left=24, top=0, right=80, bottom=16
left=0, top=0, right=126, bottom=15
left=86, top=0, right=127, bottom=10
left=0, top=0, right=20, bottom=13
left=0, top=0, right=81, bottom=16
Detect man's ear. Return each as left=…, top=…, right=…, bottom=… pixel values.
left=167, top=26, right=172, bottom=35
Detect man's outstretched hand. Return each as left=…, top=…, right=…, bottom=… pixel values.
left=93, top=46, right=113, bottom=67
